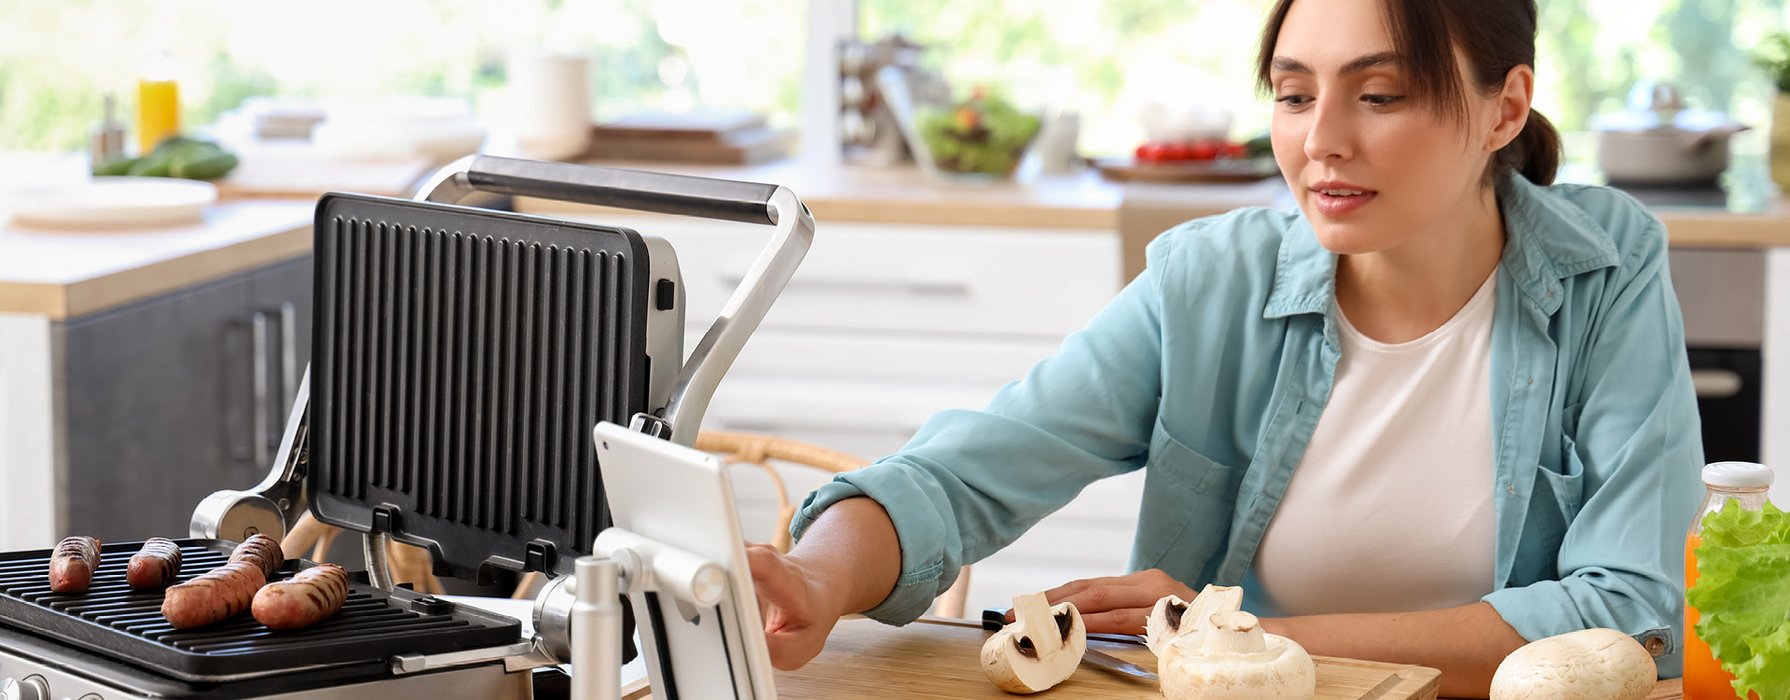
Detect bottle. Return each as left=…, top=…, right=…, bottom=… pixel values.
left=136, top=54, right=180, bottom=155
left=89, top=94, right=126, bottom=167
left=1683, top=461, right=1773, bottom=700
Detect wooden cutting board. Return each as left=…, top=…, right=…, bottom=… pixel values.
left=619, top=616, right=1440, bottom=699
left=786, top=616, right=1439, bottom=699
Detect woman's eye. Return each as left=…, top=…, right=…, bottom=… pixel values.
left=1361, top=94, right=1406, bottom=107
left=1275, top=95, right=1312, bottom=108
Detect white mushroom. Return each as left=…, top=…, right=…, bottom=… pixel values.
left=1489, top=628, right=1657, bottom=700
left=1157, top=610, right=1317, bottom=700
left=980, top=592, right=1087, bottom=694
left=1145, top=584, right=1244, bottom=655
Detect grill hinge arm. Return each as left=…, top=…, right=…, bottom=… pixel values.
left=191, top=370, right=312, bottom=541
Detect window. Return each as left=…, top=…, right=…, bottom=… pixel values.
left=0, top=0, right=805, bottom=151
left=861, top=0, right=1790, bottom=157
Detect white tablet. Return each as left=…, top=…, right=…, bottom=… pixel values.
left=592, top=421, right=776, bottom=699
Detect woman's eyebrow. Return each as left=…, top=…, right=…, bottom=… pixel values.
left=1270, top=51, right=1400, bottom=75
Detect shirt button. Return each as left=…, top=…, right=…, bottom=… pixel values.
left=1506, top=483, right=1517, bottom=495
left=1643, top=636, right=1667, bottom=657
left=1527, top=376, right=1533, bottom=385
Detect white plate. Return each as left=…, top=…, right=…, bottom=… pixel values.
left=5, top=176, right=217, bottom=229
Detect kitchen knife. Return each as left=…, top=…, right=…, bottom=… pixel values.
left=981, top=607, right=1157, bottom=683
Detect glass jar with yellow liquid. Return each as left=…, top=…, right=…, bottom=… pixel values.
left=1684, top=461, right=1773, bottom=700
left=136, top=63, right=180, bottom=155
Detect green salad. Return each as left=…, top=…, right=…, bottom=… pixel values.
left=1686, top=501, right=1790, bottom=699
left=916, top=91, right=1040, bottom=176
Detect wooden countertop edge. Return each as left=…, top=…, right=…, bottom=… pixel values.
left=515, top=195, right=1119, bottom=231
left=0, top=224, right=312, bottom=321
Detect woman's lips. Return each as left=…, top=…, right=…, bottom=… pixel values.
left=1310, top=185, right=1377, bottom=217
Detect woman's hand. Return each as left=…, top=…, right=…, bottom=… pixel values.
left=1015, top=569, right=1198, bottom=635
left=747, top=542, right=843, bottom=670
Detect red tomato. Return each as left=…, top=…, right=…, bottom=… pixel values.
left=1188, top=141, right=1220, bottom=161
left=1135, top=143, right=1167, bottom=163
left=1221, top=142, right=1249, bottom=159
left=1162, top=142, right=1193, bottom=161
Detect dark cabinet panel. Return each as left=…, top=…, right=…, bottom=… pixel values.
left=59, top=255, right=314, bottom=541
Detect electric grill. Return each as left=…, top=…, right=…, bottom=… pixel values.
left=0, top=156, right=815, bottom=700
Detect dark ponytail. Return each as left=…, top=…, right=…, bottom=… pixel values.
left=1499, top=108, right=1561, bottom=186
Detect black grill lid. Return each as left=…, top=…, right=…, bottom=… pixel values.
left=309, top=194, right=652, bottom=582
left=0, top=539, right=520, bottom=683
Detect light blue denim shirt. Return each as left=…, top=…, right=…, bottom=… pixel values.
left=790, top=173, right=1703, bottom=676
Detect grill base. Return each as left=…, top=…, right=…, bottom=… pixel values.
left=0, top=625, right=533, bottom=700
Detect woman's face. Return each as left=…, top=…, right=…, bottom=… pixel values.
left=1267, top=0, right=1506, bottom=255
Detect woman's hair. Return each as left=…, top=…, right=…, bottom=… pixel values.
left=1254, top=0, right=1561, bottom=185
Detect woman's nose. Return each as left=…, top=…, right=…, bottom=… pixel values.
left=1302, top=98, right=1354, bottom=162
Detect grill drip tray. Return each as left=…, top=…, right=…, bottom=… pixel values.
left=0, top=539, right=521, bottom=682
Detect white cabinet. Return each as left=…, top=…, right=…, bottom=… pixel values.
left=554, top=212, right=1142, bottom=615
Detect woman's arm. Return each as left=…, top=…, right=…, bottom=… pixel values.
left=750, top=497, right=900, bottom=669
left=1261, top=603, right=1527, bottom=699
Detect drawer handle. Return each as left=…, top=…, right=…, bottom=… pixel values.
left=1691, top=368, right=1743, bottom=399
left=720, top=272, right=970, bottom=298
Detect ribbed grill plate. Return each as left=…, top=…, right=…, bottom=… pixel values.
left=310, top=194, right=651, bottom=580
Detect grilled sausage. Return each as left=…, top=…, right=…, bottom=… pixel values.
left=127, top=538, right=183, bottom=589
left=161, top=560, right=266, bottom=629
left=49, top=536, right=101, bottom=594
left=252, top=564, right=350, bottom=630
left=228, top=533, right=284, bottom=580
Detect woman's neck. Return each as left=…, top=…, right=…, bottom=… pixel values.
left=1335, top=185, right=1507, bottom=344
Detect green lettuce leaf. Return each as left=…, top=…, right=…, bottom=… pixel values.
left=1686, top=501, right=1790, bottom=699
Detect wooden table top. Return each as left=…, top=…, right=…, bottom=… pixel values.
left=620, top=616, right=1686, bottom=699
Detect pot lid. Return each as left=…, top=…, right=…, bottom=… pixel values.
left=1594, top=79, right=1742, bottom=134
left=1592, top=107, right=1741, bottom=134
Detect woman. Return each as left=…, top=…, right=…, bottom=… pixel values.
left=749, top=0, right=1702, bottom=696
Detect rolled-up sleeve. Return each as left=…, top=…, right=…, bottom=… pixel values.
left=789, top=251, right=1176, bottom=625
left=1482, top=219, right=1703, bottom=677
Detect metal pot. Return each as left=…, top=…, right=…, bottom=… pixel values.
left=1594, top=81, right=1750, bottom=186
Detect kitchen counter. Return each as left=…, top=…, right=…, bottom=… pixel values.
left=2, top=160, right=1765, bottom=322
left=514, top=158, right=1789, bottom=280
left=0, top=200, right=314, bottom=320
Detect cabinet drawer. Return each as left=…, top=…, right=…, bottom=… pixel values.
left=562, top=215, right=1120, bottom=336
left=698, top=327, right=1061, bottom=385
left=703, top=376, right=1002, bottom=461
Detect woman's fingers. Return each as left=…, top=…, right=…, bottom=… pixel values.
left=1002, top=569, right=1194, bottom=625
left=1075, top=606, right=1155, bottom=635
left=1052, top=581, right=1176, bottom=615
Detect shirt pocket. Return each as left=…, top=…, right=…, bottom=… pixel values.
left=1535, top=433, right=1587, bottom=522
left=1133, top=423, right=1246, bottom=571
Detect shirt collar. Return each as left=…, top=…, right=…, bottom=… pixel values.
left=1263, top=173, right=1622, bottom=321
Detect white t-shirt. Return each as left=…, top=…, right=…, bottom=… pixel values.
left=1252, top=268, right=1500, bottom=616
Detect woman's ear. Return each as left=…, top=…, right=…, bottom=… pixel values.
left=1485, top=65, right=1535, bottom=153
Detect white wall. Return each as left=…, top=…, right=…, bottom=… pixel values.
left=0, top=312, right=56, bottom=549
left=1764, top=249, right=1790, bottom=507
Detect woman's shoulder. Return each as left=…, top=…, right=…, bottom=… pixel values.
left=1526, top=181, right=1669, bottom=264
left=1144, top=206, right=1300, bottom=279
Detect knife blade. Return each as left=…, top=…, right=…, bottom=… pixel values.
left=980, top=607, right=1158, bottom=683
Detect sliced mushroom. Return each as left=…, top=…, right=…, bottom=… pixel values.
left=1489, top=628, right=1656, bottom=700
left=980, top=592, right=1087, bottom=694
left=1159, top=610, right=1317, bottom=700
left=1145, top=584, right=1244, bottom=655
